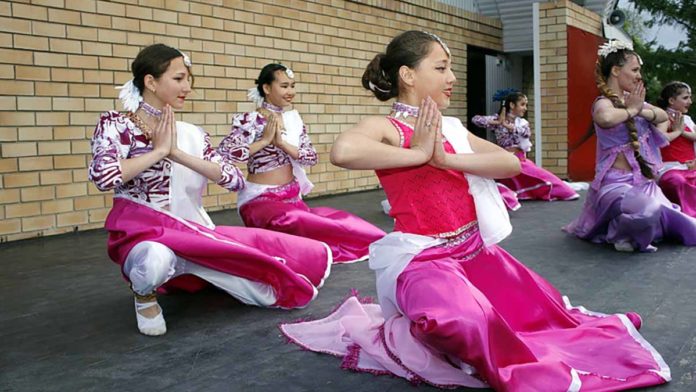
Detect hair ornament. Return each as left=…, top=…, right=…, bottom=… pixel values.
left=115, top=79, right=142, bottom=112
left=247, top=87, right=264, bottom=107
left=597, top=39, right=633, bottom=58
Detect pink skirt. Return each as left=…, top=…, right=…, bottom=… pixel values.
left=105, top=197, right=332, bottom=309
left=498, top=151, right=579, bottom=201
left=659, top=167, right=696, bottom=218
left=239, top=181, right=386, bottom=263
left=281, top=229, right=669, bottom=391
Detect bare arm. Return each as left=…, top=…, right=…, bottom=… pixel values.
left=429, top=117, right=521, bottom=179
left=331, top=97, right=440, bottom=170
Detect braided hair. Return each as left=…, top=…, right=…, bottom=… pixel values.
left=595, top=49, right=653, bottom=179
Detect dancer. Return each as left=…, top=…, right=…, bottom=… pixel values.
left=564, top=41, right=696, bottom=252
left=472, top=91, right=579, bottom=201
left=655, top=81, right=696, bottom=217
left=217, top=63, right=385, bottom=263
left=281, top=31, right=670, bottom=391
left=89, top=44, right=331, bottom=336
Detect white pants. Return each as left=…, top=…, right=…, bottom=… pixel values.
left=123, top=241, right=276, bottom=307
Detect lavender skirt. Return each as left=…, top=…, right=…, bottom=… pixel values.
left=564, top=168, right=696, bottom=251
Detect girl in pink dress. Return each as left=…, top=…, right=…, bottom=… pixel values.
left=280, top=31, right=669, bottom=391
left=473, top=92, right=579, bottom=201
left=217, top=64, right=385, bottom=263
left=89, top=44, right=331, bottom=336
left=656, top=81, right=696, bottom=217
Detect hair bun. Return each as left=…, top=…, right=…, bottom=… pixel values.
left=362, top=53, right=394, bottom=101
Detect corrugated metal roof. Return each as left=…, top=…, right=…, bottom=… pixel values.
left=436, top=0, right=616, bottom=52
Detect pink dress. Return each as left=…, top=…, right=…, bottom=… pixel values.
left=472, top=114, right=579, bottom=201
left=280, top=117, right=670, bottom=391
left=218, top=109, right=386, bottom=263
left=89, top=111, right=332, bottom=309
left=658, top=115, right=696, bottom=217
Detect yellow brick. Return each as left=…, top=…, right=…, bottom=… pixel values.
left=2, top=142, right=36, bottom=158
left=16, top=65, right=51, bottom=81
left=89, top=207, right=109, bottom=223
left=97, top=29, right=126, bottom=44
left=54, top=155, right=85, bottom=169
left=69, top=82, right=101, bottom=96
left=0, top=219, right=21, bottom=236
left=17, top=97, right=52, bottom=111
left=0, top=127, right=16, bottom=143
left=40, top=169, right=73, bottom=185
left=54, top=126, right=85, bottom=140
left=38, top=141, right=71, bottom=155
left=98, top=57, right=127, bottom=71
left=57, top=211, right=88, bottom=227
left=36, top=112, right=69, bottom=126
left=36, top=82, right=68, bottom=96
left=53, top=97, right=85, bottom=111
left=69, top=112, right=96, bottom=126
left=0, top=158, right=18, bottom=173
left=22, top=215, right=55, bottom=231
left=56, top=182, right=86, bottom=198
left=14, top=34, right=49, bottom=51
left=0, top=113, right=35, bottom=127
left=41, top=199, right=74, bottom=214
left=18, top=127, right=53, bottom=141
left=48, top=8, right=81, bottom=25
left=6, top=202, right=41, bottom=218
left=32, top=21, right=66, bottom=38
left=0, top=188, right=19, bottom=203
left=12, top=3, right=48, bottom=20
left=19, top=157, right=53, bottom=171
left=82, top=42, right=111, bottom=56
left=81, top=13, right=111, bottom=28
left=74, top=195, right=105, bottom=210
left=97, top=1, right=125, bottom=16
left=49, top=38, right=82, bottom=54
left=71, top=140, right=90, bottom=154
left=110, top=16, right=139, bottom=32
left=65, top=0, right=95, bottom=12
left=67, top=25, right=98, bottom=41
left=0, top=63, right=13, bottom=79
left=21, top=186, right=55, bottom=202
left=0, top=16, right=32, bottom=34
left=0, top=48, right=33, bottom=65
left=51, top=68, right=83, bottom=83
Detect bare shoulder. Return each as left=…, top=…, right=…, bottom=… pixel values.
left=348, top=116, right=393, bottom=138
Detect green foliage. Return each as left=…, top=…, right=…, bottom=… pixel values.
left=626, top=0, right=695, bottom=113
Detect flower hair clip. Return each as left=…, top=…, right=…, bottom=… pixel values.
left=597, top=40, right=633, bottom=58
left=178, top=50, right=192, bottom=67
left=247, top=87, right=264, bottom=107
left=115, top=79, right=142, bottom=112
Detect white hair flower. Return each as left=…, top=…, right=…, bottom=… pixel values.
left=597, top=40, right=633, bottom=58
left=247, top=87, right=264, bottom=107
left=283, top=66, right=294, bottom=79
left=115, top=79, right=142, bottom=112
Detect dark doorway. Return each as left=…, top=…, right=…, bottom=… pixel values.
left=467, top=45, right=498, bottom=139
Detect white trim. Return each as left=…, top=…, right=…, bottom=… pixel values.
left=532, top=2, right=543, bottom=167
left=567, top=368, right=581, bottom=392
left=563, top=296, right=672, bottom=383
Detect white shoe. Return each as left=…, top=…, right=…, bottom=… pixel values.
left=134, top=297, right=167, bottom=336
left=614, top=241, right=635, bottom=252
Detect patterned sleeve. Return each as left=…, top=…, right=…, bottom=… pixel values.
left=202, top=131, right=245, bottom=191
left=517, top=119, right=531, bottom=139
left=217, top=112, right=256, bottom=164
left=472, top=114, right=498, bottom=130
left=88, top=111, right=128, bottom=191
left=296, top=125, right=318, bottom=166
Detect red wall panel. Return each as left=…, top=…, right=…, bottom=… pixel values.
left=567, top=26, right=605, bottom=181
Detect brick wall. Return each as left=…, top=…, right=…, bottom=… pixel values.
left=538, top=0, right=601, bottom=177
left=0, top=0, right=502, bottom=242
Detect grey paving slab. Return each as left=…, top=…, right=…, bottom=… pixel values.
left=0, top=189, right=694, bottom=391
